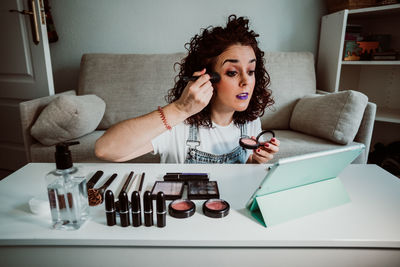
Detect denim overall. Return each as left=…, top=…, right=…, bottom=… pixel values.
left=184, top=124, right=248, bottom=164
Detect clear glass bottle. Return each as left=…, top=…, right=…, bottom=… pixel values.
left=46, top=141, right=89, bottom=230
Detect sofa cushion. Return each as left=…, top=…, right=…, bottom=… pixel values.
left=289, top=90, right=368, bottom=145
left=78, top=53, right=185, bottom=129
left=260, top=52, right=316, bottom=130
left=271, top=130, right=364, bottom=163
left=30, top=95, right=106, bottom=146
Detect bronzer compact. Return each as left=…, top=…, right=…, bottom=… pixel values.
left=239, top=130, right=276, bottom=150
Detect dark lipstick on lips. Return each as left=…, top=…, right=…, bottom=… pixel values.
left=104, top=190, right=116, bottom=226
left=236, top=92, right=249, bottom=100
left=144, top=191, right=153, bottom=226
left=119, top=191, right=130, bottom=227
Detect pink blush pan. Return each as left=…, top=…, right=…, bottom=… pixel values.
left=203, top=199, right=230, bottom=218
left=241, top=138, right=257, bottom=145
left=239, top=130, right=276, bottom=150
left=171, top=200, right=193, bottom=211
left=168, top=199, right=196, bottom=218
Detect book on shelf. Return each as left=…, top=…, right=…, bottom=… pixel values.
left=372, top=51, right=398, bottom=60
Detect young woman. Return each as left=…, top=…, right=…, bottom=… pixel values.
left=95, top=15, right=279, bottom=164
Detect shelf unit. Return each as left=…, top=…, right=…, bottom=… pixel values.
left=317, top=4, right=400, bottom=145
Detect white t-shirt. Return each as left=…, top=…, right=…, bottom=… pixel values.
left=151, top=118, right=262, bottom=163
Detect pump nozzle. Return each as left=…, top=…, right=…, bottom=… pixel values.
left=55, top=141, right=80, bottom=170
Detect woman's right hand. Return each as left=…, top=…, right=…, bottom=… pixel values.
left=174, top=68, right=214, bottom=117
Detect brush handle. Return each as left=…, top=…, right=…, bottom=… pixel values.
left=138, top=172, right=145, bottom=193
left=118, top=171, right=135, bottom=198
left=98, top=173, right=118, bottom=194
left=86, top=170, right=103, bottom=189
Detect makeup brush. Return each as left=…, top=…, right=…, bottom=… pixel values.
left=115, top=171, right=136, bottom=212
left=86, top=170, right=104, bottom=190
left=138, top=172, right=145, bottom=193
left=118, top=171, right=135, bottom=198
left=88, top=173, right=118, bottom=206
left=183, top=72, right=221, bottom=83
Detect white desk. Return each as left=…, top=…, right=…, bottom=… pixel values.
left=0, top=163, right=399, bottom=266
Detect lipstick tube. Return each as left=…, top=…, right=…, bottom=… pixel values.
left=119, top=191, right=130, bottom=227
left=156, top=192, right=166, bottom=228
left=143, top=191, right=153, bottom=227
left=131, top=191, right=142, bottom=227
left=104, top=190, right=116, bottom=226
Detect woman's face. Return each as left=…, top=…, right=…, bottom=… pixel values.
left=211, top=45, right=256, bottom=113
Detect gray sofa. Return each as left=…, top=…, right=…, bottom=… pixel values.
left=20, top=52, right=376, bottom=164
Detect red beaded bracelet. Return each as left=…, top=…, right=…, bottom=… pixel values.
left=157, top=106, right=172, bottom=131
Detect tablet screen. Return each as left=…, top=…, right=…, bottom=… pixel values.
left=246, top=143, right=365, bottom=208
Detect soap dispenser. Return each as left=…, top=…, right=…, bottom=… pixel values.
left=46, top=141, right=89, bottom=230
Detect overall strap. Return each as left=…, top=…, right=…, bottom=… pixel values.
left=186, top=124, right=200, bottom=149
left=240, top=123, right=247, bottom=138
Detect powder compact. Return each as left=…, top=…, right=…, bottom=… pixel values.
left=188, top=180, right=219, bottom=200
left=151, top=181, right=184, bottom=200
left=239, top=130, right=275, bottom=150
left=168, top=199, right=196, bottom=219
left=202, top=199, right=230, bottom=218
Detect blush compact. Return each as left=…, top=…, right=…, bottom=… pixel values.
left=202, top=199, right=230, bottom=218
left=168, top=199, right=196, bottom=219
left=239, top=130, right=275, bottom=150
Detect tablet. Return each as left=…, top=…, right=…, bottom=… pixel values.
left=246, top=143, right=365, bottom=208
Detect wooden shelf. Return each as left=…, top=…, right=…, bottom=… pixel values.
left=342, top=61, right=400, bottom=65
left=376, top=107, right=400, bottom=124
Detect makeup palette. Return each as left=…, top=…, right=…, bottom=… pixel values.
left=188, top=180, right=219, bottom=200
left=151, top=181, right=184, bottom=200
left=239, top=130, right=276, bottom=150
left=168, top=199, right=196, bottom=219
left=203, top=199, right=230, bottom=218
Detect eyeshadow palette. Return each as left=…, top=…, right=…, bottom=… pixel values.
left=187, top=180, right=220, bottom=200
left=151, top=181, right=184, bottom=200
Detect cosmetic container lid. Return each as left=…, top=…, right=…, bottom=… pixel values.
left=105, top=190, right=115, bottom=211
left=119, top=191, right=129, bottom=211
left=202, top=199, right=230, bottom=219
left=54, top=141, right=79, bottom=170
left=144, top=191, right=153, bottom=211
left=131, top=191, right=141, bottom=212
left=156, top=192, right=166, bottom=212
left=168, top=199, right=196, bottom=219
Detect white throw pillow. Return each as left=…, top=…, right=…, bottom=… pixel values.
left=31, top=94, right=106, bottom=146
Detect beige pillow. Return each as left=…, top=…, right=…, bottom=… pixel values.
left=31, top=94, right=106, bottom=146
left=289, top=90, right=368, bottom=145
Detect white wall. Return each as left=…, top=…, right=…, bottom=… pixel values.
left=49, top=0, right=327, bottom=93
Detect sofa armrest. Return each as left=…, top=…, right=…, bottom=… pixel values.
left=353, top=102, right=376, bottom=164
left=19, top=90, right=76, bottom=162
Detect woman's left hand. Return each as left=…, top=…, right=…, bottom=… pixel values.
left=250, top=137, right=280, bottom=164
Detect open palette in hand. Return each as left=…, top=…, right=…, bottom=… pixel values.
left=246, top=143, right=365, bottom=227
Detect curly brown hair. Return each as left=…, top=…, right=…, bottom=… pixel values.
left=166, top=14, right=274, bottom=128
